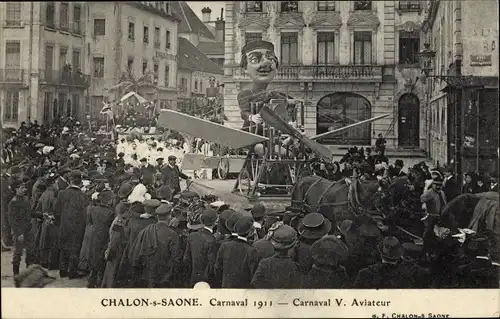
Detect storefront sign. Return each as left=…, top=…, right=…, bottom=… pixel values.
left=470, top=55, right=492, bottom=66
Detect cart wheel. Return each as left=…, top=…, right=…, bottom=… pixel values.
left=218, top=158, right=230, bottom=180
left=237, top=168, right=252, bottom=196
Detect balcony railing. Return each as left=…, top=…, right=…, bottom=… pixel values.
left=0, top=69, right=24, bottom=82
left=39, top=69, right=90, bottom=88
left=234, top=64, right=382, bottom=81
left=4, top=20, right=22, bottom=27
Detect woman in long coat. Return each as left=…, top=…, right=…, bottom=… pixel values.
left=35, top=176, right=59, bottom=269
left=101, top=183, right=133, bottom=288
left=78, top=192, right=98, bottom=273
left=87, top=190, right=115, bottom=288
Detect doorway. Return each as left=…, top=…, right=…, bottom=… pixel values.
left=398, top=93, right=420, bottom=148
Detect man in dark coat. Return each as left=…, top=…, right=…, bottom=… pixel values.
left=34, top=173, right=59, bottom=269
left=54, top=166, right=71, bottom=194
left=1, top=172, right=15, bottom=250
left=54, top=170, right=89, bottom=279
left=251, top=224, right=301, bottom=288
left=214, top=213, right=257, bottom=288
left=302, top=235, right=350, bottom=289
left=161, top=155, right=190, bottom=196
left=129, top=203, right=180, bottom=288
left=353, top=236, right=415, bottom=288
left=441, top=166, right=460, bottom=202
left=183, top=207, right=218, bottom=287
left=8, top=181, right=35, bottom=276
left=87, top=190, right=115, bottom=288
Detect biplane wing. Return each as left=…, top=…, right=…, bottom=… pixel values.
left=158, top=110, right=268, bottom=149
left=311, top=113, right=390, bottom=140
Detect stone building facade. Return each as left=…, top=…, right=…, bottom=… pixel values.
left=87, top=1, right=180, bottom=118
left=0, top=2, right=90, bottom=128
left=223, top=1, right=428, bottom=148
left=422, top=0, right=498, bottom=173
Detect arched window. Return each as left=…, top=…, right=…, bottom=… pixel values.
left=316, top=92, right=371, bottom=145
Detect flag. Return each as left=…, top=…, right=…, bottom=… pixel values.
left=100, top=101, right=113, bottom=117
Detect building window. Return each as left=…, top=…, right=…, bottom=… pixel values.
left=200, top=81, right=203, bottom=92
left=6, top=3, right=22, bottom=27
left=281, top=1, right=299, bottom=13
left=46, top=3, right=55, bottom=28
left=194, top=80, right=198, bottom=91
left=5, top=41, right=21, bottom=81
left=181, top=77, right=188, bottom=90
left=317, top=32, right=335, bottom=64
left=153, top=63, right=159, bottom=81
left=72, top=49, right=81, bottom=71
left=93, top=57, right=104, bottom=78
left=280, top=32, right=298, bottom=65
left=246, top=1, right=263, bottom=12
left=143, top=25, right=149, bottom=44
left=399, top=1, right=420, bottom=11
left=164, top=65, right=169, bottom=86
left=127, top=57, right=134, bottom=72
left=317, top=1, right=335, bottom=11
left=316, top=92, right=372, bottom=145
left=60, top=2, right=69, bottom=31
left=59, top=47, right=68, bottom=70
left=142, top=60, right=148, bottom=73
left=354, top=1, right=372, bottom=10
left=73, top=5, right=81, bottom=34
left=154, top=27, right=160, bottom=48
left=166, top=30, right=171, bottom=49
left=4, top=91, right=19, bottom=122
left=128, top=22, right=135, bottom=40
left=245, top=32, right=262, bottom=44
left=399, top=31, right=420, bottom=65
left=45, top=45, right=54, bottom=81
left=354, top=31, right=372, bottom=65
left=94, top=19, right=105, bottom=36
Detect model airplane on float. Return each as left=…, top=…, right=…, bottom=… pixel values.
left=158, top=100, right=389, bottom=163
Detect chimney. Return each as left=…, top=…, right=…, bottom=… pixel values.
left=215, top=16, right=225, bottom=42
left=201, top=7, right=212, bottom=23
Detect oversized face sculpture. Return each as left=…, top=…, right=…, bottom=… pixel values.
left=245, top=48, right=278, bottom=84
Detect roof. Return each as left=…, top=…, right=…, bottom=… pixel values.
left=171, top=1, right=215, bottom=40
left=177, top=37, right=223, bottom=75
left=197, top=41, right=224, bottom=56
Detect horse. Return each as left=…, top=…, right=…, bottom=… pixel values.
left=289, top=172, right=380, bottom=228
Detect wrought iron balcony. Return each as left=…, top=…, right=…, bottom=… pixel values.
left=233, top=64, right=382, bottom=82
left=0, top=69, right=24, bottom=82
left=39, top=69, right=90, bottom=88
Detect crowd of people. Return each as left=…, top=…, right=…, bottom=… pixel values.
left=1, top=120, right=498, bottom=289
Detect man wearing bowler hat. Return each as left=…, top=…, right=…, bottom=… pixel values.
left=302, top=235, right=350, bottom=289
left=294, top=212, right=332, bottom=274
left=353, top=236, right=415, bottom=288
left=251, top=224, right=301, bottom=288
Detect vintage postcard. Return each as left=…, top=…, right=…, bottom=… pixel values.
left=1, top=0, right=498, bottom=318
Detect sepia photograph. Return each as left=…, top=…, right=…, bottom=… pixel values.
left=0, top=0, right=499, bottom=318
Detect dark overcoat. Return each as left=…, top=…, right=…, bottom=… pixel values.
left=302, top=264, right=350, bottom=289
left=353, top=262, right=416, bottom=289
left=183, top=228, right=218, bottom=287
left=101, top=216, right=127, bottom=288
left=88, top=205, right=115, bottom=268
left=54, top=186, right=88, bottom=254
left=251, top=254, right=301, bottom=289
left=161, top=165, right=188, bottom=194
left=214, top=238, right=257, bottom=288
